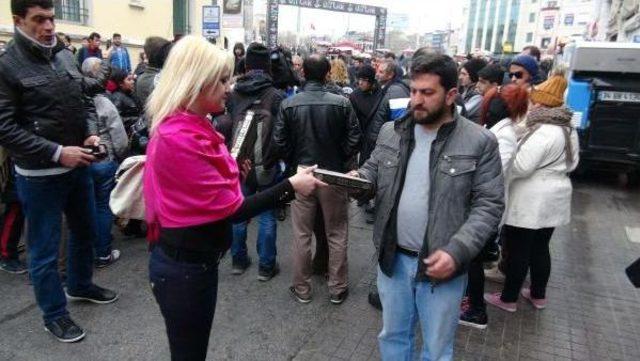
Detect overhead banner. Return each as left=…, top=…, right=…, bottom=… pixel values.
left=266, top=0, right=387, bottom=49
left=277, top=0, right=379, bottom=16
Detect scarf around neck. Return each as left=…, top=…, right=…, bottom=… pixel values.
left=522, top=106, right=574, bottom=167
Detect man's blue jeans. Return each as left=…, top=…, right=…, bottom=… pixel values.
left=16, top=168, right=97, bottom=323
left=89, top=160, right=118, bottom=258
left=231, top=185, right=277, bottom=269
left=377, top=253, right=467, bottom=361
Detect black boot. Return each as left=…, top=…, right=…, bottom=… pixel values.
left=368, top=291, right=382, bottom=311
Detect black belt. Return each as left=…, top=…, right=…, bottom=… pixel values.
left=397, top=245, right=420, bottom=258
left=158, top=241, right=223, bottom=265
left=155, top=221, right=231, bottom=264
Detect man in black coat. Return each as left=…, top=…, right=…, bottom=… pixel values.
left=0, top=0, right=118, bottom=343
left=226, top=43, right=285, bottom=281
left=349, top=65, right=382, bottom=166
left=274, top=54, right=361, bottom=305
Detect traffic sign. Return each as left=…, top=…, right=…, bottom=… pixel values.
left=203, top=6, right=221, bottom=38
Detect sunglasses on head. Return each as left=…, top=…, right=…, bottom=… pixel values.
left=509, top=71, right=524, bottom=79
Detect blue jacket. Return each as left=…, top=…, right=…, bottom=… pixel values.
left=109, top=46, right=131, bottom=74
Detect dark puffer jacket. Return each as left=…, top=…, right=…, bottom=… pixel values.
left=349, top=83, right=382, bottom=164
left=367, top=68, right=410, bottom=147
left=108, top=89, right=141, bottom=130
left=135, top=66, right=160, bottom=107
left=0, top=30, right=98, bottom=170
left=226, top=71, right=285, bottom=185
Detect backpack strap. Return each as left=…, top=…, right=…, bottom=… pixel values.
left=230, top=109, right=256, bottom=160
left=506, top=124, right=540, bottom=175
left=511, top=124, right=573, bottom=173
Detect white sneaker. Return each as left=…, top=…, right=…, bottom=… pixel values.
left=484, top=266, right=505, bottom=283
left=95, top=250, right=121, bottom=269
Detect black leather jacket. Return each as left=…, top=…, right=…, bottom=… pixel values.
left=0, top=30, right=98, bottom=170
left=108, top=89, right=141, bottom=129
left=273, top=81, right=361, bottom=173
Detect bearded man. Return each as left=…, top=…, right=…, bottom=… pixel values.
left=351, top=52, right=504, bottom=361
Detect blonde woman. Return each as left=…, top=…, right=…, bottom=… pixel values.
left=330, top=58, right=349, bottom=86
left=143, top=36, right=324, bottom=361
left=328, top=58, right=353, bottom=96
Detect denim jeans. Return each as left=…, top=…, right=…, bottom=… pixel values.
left=89, top=160, right=118, bottom=258
left=377, top=253, right=467, bottom=361
left=231, top=185, right=277, bottom=269
left=16, top=168, right=97, bottom=323
left=149, top=246, right=221, bottom=361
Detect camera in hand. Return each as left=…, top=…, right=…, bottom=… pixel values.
left=85, top=144, right=107, bottom=160
left=312, top=169, right=372, bottom=191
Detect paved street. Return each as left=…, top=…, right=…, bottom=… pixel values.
left=1, top=174, right=640, bottom=361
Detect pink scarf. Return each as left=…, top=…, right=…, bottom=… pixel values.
left=144, top=111, right=243, bottom=242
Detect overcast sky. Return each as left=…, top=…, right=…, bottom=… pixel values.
left=263, top=0, right=463, bottom=35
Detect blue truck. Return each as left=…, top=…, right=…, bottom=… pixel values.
left=562, top=41, right=640, bottom=179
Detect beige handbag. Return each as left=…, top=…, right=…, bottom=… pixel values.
left=110, top=155, right=146, bottom=220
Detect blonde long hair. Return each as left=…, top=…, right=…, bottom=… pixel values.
left=146, top=35, right=234, bottom=130
left=330, top=58, right=349, bottom=86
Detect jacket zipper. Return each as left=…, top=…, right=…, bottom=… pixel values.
left=424, top=132, right=454, bottom=291
left=443, top=154, right=478, bottom=161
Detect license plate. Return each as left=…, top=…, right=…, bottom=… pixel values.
left=598, top=91, right=640, bottom=103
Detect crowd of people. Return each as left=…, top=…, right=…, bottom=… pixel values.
left=1, top=1, right=581, bottom=360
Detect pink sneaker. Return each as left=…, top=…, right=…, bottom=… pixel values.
left=484, top=292, right=517, bottom=312
left=520, top=288, right=547, bottom=310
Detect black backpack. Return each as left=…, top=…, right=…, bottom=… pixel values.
left=227, top=88, right=281, bottom=187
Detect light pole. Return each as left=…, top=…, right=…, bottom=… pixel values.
left=296, top=6, right=301, bottom=48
